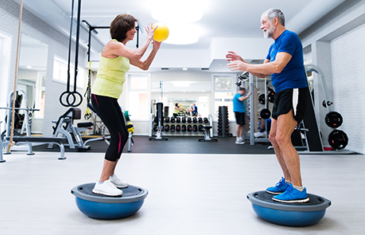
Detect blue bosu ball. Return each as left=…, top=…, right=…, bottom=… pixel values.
left=71, top=183, right=148, bottom=220
left=247, top=191, right=331, bottom=227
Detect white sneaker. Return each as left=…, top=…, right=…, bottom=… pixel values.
left=254, top=132, right=266, bottom=138
left=235, top=140, right=245, bottom=144
left=92, top=179, right=123, bottom=196
left=110, top=175, right=129, bottom=189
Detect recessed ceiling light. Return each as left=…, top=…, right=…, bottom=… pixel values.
left=151, top=0, right=206, bottom=23
left=182, top=68, right=188, bottom=70
left=163, top=23, right=199, bottom=45
left=26, top=66, right=32, bottom=69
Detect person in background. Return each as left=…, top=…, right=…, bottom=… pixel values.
left=233, top=87, right=252, bottom=144
left=173, top=103, right=182, bottom=118
left=192, top=103, right=198, bottom=117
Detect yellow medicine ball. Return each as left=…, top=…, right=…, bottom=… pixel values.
left=153, top=23, right=169, bottom=42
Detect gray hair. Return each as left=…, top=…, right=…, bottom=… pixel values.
left=263, top=8, right=285, bottom=26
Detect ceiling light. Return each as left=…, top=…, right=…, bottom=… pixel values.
left=26, top=66, right=32, bottom=69
left=164, top=23, right=199, bottom=45
left=182, top=68, right=188, bottom=70
left=174, top=81, right=190, bottom=87
left=151, top=0, right=206, bottom=23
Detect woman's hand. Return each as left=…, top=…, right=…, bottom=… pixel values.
left=152, top=40, right=162, bottom=50
left=227, top=60, right=248, bottom=71
left=145, top=23, right=157, bottom=39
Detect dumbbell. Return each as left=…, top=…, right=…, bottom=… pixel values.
left=187, top=117, right=192, bottom=123
left=153, top=126, right=157, bottom=132
left=176, top=117, right=181, bottom=123
left=198, top=125, right=204, bottom=132
left=164, top=125, right=169, bottom=132
left=170, top=125, right=175, bottom=132
left=182, top=125, right=186, bottom=132
left=182, top=117, right=186, bottom=123
left=164, top=117, right=170, bottom=123
left=193, top=117, right=197, bottom=123
left=193, top=125, right=198, bottom=132
left=176, top=125, right=181, bottom=132
left=204, top=117, right=209, bottom=123
left=187, top=125, right=192, bottom=132
left=198, top=117, right=203, bottom=123
left=170, top=117, right=175, bottom=123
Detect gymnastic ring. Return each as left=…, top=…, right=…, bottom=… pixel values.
left=69, top=92, right=83, bottom=107
left=60, top=91, right=73, bottom=107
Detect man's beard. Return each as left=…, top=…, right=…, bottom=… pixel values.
left=263, top=21, right=276, bottom=39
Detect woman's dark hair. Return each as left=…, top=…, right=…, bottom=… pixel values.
left=110, top=14, right=138, bottom=42
left=175, top=103, right=179, bottom=107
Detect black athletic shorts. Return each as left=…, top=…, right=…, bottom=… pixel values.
left=272, top=87, right=308, bottom=123
left=235, top=112, right=246, bottom=125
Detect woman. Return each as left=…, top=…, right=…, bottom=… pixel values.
left=173, top=103, right=181, bottom=118
left=91, top=14, right=161, bottom=196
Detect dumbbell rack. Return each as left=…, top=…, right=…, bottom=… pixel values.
left=150, top=116, right=212, bottom=137
left=217, top=106, right=231, bottom=137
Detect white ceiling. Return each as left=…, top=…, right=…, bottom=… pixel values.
left=49, top=0, right=334, bottom=50
left=15, top=0, right=345, bottom=71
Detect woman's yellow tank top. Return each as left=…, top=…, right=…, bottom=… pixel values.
left=92, top=40, right=130, bottom=99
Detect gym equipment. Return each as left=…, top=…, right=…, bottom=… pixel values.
left=247, top=191, right=331, bottom=227
left=164, top=117, right=170, bottom=123
left=258, top=94, right=266, bottom=105
left=260, top=109, right=271, bottom=119
left=176, top=125, right=181, bottom=132
left=187, top=125, right=192, bottom=132
left=218, top=106, right=230, bottom=137
left=83, top=103, right=134, bottom=153
left=267, top=90, right=275, bottom=103
left=181, top=125, right=187, bottom=132
left=328, top=130, right=348, bottom=150
left=170, top=117, right=175, bottom=123
left=322, top=100, right=333, bottom=108
left=325, top=112, right=343, bottom=128
left=203, top=117, right=208, bottom=123
left=153, top=23, right=169, bottom=42
left=198, top=126, right=218, bottom=142
left=150, top=102, right=168, bottom=141
left=198, top=125, right=203, bottom=132
left=49, top=108, right=92, bottom=151
left=71, top=183, right=148, bottom=220
left=192, top=125, right=197, bottom=132
left=176, top=117, right=180, bottom=123
left=198, top=117, right=203, bottom=123
left=187, top=117, right=192, bottom=123
left=164, top=125, right=169, bottom=132
left=193, top=117, right=197, bottom=123
left=182, top=117, right=186, bottom=123
left=170, top=125, right=175, bottom=132
left=59, top=0, right=83, bottom=107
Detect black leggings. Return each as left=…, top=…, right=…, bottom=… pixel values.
left=92, top=94, right=128, bottom=162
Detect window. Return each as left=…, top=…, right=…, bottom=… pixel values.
left=53, top=57, right=84, bottom=89
left=127, top=73, right=150, bottom=120
left=35, top=72, right=46, bottom=118
left=213, top=74, right=236, bottom=120
left=0, top=32, right=12, bottom=123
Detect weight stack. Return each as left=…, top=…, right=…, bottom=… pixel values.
left=218, top=106, right=229, bottom=137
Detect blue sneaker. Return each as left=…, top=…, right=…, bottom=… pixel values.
left=266, top=177, right=289, bottom=195
left=272, top=184, right=310, bottom=203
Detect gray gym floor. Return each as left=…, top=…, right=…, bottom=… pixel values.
left=0, top=151, right=364, bottom=235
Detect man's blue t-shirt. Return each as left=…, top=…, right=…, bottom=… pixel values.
left=233, top=93, right=245, bottom=113
left=266, top=30, right=308, bottom=92
left=192, top=106, right=198, bottom=114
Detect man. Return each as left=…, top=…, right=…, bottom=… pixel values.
left=227, top=8, right=309, bottom=203
left=192, top=103, right=198, bottom=117
left=233, top=87, right=252, bottom=144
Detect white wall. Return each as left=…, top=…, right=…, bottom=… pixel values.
left=330, top=23, right=365, bottom=154
left=299, top=0, right=365, bottom=153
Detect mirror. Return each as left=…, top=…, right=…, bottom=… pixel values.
left=17, top=34, right=48, bottom=134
